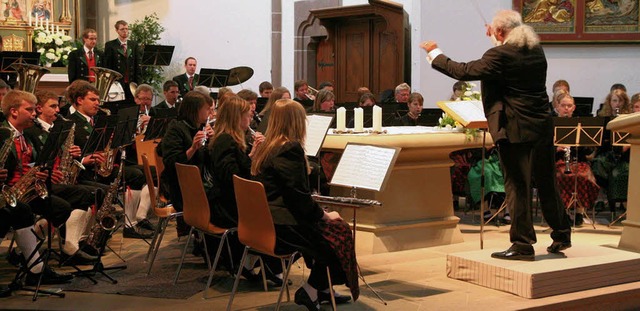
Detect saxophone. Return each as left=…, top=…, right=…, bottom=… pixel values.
left=59, top=123, right=86, bottom=185
left=0, top=128, right=14, bottom=208
left=86, top=148, right=125, bottom=250
left=3, top=166, right=48, bottom=207
left=97, top=133, right=116, bottom=178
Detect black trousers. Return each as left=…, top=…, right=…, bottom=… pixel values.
left=497, top=138, right=572, bottom=251
left=0, top=202, right=33, bottom=238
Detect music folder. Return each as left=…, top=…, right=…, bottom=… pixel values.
left=198, top=68, right=230, bottom=88
left=0, top=51, right=41, bottom=72
left=437, top=100, right=488, bottom=129
left=140, top=45, right=175, bottom=66
left=304, top=114, right=333, bottom=158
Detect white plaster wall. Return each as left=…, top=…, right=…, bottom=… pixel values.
left=102, top=0, right=640, bottom=114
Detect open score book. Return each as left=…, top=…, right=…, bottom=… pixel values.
left=436, top=100, right=488, bottom=129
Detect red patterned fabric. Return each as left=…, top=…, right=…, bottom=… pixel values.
left=555, top=160, right=600, bottom=210
left=317, top=219, right=359, bottom=301
left=450, top=150, right=473, bottom=196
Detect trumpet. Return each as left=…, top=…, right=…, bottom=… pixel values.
left=306, top=86, right=318, bottom=100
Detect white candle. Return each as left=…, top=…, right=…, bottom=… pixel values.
left=56, top=25, right=60, bottom=33
left=354, top=107, right=364, bottom=132
left=35, top=14, right=38, bottom=27
left=336, top=107, right=346, bottom=131
left=373, top=105, right=382, bottom=132
left=46, top=18, right=49, bottom=31
left=28, top=13, right=32, bottom=26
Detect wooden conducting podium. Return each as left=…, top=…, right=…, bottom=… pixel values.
left=322, top=126, right=490, bottom=254
left=606, top=113, right=640, bottom=253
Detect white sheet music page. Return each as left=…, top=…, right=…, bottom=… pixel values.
left=437, top=100, right=487, bottom=128
left=305, top=114, right=334, bottom=157
left=330, top=143, right=399, bottom=192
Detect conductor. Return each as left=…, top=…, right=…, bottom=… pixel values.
left=421, top=9, right=572, bottom=261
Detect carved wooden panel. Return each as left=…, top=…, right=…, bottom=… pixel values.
left=338, top=21, right=369, bottom=102
left=316, top=38, right=334, bottom=89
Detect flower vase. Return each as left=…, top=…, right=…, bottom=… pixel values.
left=44, top=62, right=52, bottom=68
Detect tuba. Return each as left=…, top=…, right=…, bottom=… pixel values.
left=12, top=63, right=50, bottom=93
left=91, top=66, right=123, bottom=103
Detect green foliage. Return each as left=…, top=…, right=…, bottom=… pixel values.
left=129, top=13, right=165, bottom=91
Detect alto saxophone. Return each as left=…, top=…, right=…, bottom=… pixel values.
left=59, top=123, right=86, bottom=185
left=86, top=148, right=125, bottom=251
left=97, top=133, right=116, bottom=178
left=3, top=166, right=48, bottom=207
left=0, top=128, right=14, bottom=208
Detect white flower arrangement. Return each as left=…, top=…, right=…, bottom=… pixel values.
left=436, top=81, right=481, bottom=140
left=33, top=27, right=76, bottom=66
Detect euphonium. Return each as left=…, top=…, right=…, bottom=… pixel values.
left=90, top=66, right=123, bottom=103
left=59, top=123, right=85, bottom=185
left=86, top=149, right=126, bottom=250
left=11, top=63, right=50, bottom=93
left=97, top=133, right=116, bottom=178
left=3, top=166, right=48, bottom=207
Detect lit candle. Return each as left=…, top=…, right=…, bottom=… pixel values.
left=336, top=107, right=346, bottom=132
left=373, top=105, right=382, bottom=132
left=354, top=107, right=364, bottom=132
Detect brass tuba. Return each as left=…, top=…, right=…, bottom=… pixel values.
left=12, top=63, right=50, bottom=93
left=90, top=66, right=123, bottom=103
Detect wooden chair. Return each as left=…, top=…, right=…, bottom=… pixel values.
left=227, top=175, right=335, bottom=311
left=142, top=154, right=182, bottom=275
left=135, top=134, right=160, bottom=166
left=173, top=163, right=236, bottom=299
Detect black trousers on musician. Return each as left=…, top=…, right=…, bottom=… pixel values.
left=497, top=138, right=572, bottom=252
left=0, top=202, right=34, bottom=238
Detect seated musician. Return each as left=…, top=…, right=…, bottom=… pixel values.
left=256, top=86, right=291, bottom=135
left=237, top=89, right=261, bottom=131
left=66, top=81, right=152, bottom=239
left=553, top=91, right=599, bottom=226
left=3, top=90, right=97, bottom=265
left=251, top=99, right=358, bottom=309
left=150, top=80, right=180, bottom=116
left=205, top=95, right=287, bottom=284
left=159, top=91, right=213, bottom=236
left=259, top=81, right=273, bottom=98
left=396, top=92, right=423, bottom=126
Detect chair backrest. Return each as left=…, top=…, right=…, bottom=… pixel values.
left=175, top=163, right=212, bottom=231
left=232, top=175, right=277, bottom=256
left=141, top=154, right=162, bottom=214
left=136, top=134, right=159, bottom=166
left=154, top=146, right=165, bottom=185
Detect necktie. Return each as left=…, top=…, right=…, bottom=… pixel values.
left=122, top=43, right=127, bottom=57
left=90, top=117, right=94, bottom=126
left=88, top=50, right=93, bottom=60
left=188, top=76, right=194, bottom=90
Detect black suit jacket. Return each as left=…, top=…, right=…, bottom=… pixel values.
left=431, top=43, right=551, bottom=144
left=68, top=111, right=94, bottom=153
left=104, top=39, right=141, bottom=84
left=172, top=73, right=199, bottom=96
left=67, top=48, right=104, bottom=82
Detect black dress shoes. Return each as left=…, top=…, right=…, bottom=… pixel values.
left=318, top=290, right=352, bottom=304
left=547, top=241, right=572, bottom=253
left=123, top=226, right=154, bottom=239
left=61, top=249, right=99, bottom=266
left=0, top=285, right=11, bottom=298
left=294, top=287, right=320, bottom=311
left=491, top=246, right=535, bottom=261
left=25, top=266, right=74, bottom=286
left=137, top=219, right=156, bottom=231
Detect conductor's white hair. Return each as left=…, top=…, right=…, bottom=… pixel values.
left=492, top=9, right=540, bottom=49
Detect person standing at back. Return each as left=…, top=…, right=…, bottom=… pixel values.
left=173, top=57, right=199, bottom=96
left=422, top=9, right=572, bottom=261
left=67, top=28, right=103, bottom=83
left=104, top=20, right=140, bottom=101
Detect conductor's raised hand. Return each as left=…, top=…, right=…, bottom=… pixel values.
left=420, top=41, right=438, bottom=53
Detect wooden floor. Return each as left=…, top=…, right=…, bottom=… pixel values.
left=1, top=210, right=639, bottom=311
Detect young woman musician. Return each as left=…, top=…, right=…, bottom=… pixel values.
left=159, top=91, right=213, bottom=235
left=251, top=99, right=358, bottom=310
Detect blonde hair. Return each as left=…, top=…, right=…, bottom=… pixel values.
left=2, top=90, right=37, bottom=116
left=209, top=95, right=250, bottom=152
left=599, top=89, right=631, bottom=117
left=313, top=89, right=335, bottom=112
left=258, top=86, right=290, bottom=117
left=251, top=99, right=307, bottom=176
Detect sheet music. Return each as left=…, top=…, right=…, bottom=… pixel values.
left=330, top=143, right=399, bottom=192
left=437, top=100, right=487, bottom=128
left=305, top=114, right=333, bottom=157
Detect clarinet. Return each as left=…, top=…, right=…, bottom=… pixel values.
left=563, top=147, right=572, bottom=174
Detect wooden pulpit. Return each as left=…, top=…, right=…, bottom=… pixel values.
left=607, top=113, right=640, bottom=252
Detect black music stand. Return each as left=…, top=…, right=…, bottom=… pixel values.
left=328, top=143, right=400, bottom=306
left=113, top=106, right=139, bottom=149
left=554, top=117, right=604, bottom=229
left=198, top=68, right=230, bottom=88
left=144, top=109, right=176, bottom=141
left=0, top=51, right=41, bottom=71
left=101, top=99, right=136, bottom=115
left=140, top=45, right=174, bottom=66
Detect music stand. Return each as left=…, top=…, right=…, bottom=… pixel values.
left=101, top=99, right=137, bottom=115
left=329, top=143, right=400, bottom=306
left=144, top=109, right=176, bottom=141
left=140, top=45, right=174, bottom=66
left=554, top=117, right=604, bottom=229
left=198, top=68, right=230, bottom=88
left=0, top=51, right=41, bottom=71
left=112, top=106, right=139, bottom=149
